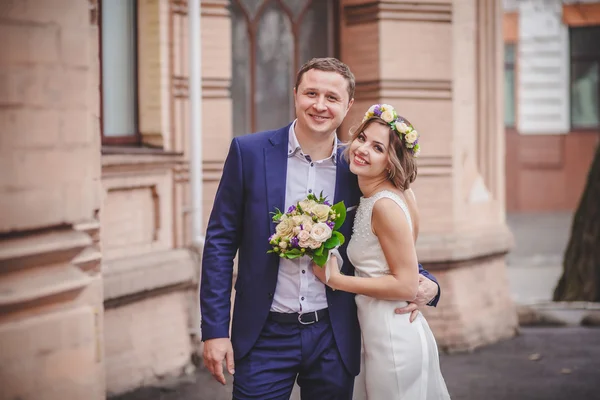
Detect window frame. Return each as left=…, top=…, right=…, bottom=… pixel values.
left=569, top=26, right=600, bottom=131
left=99, top=0, right=141, bottom=146
left=231, top=0, right=340, bottom=136
left=504, top=42, right=517, bottom=129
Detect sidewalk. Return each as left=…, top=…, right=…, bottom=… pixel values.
left=113, top=211, right=600, bottom=400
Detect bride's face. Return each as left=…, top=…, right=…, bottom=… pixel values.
left=348, top=121, right=391, bottom=179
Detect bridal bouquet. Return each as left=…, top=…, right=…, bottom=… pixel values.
left=268, top=193, right=346, bottom=267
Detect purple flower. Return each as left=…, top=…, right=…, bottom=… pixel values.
left=290, top=236, right=299, bottom=248
left=323, top=201, right=331, bottom=206
left=326, top=221, right=335, bottom=229
left=373, top=105, right=382, bottom=116
left=268, top=234, right=275, bottom=242
left=287, top=205, right=297, bottom=214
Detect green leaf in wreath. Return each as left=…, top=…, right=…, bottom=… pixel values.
left=324, top=234, right=340, bottom=249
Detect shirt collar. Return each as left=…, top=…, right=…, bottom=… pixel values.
left=287, top=120, right=338, bottom=164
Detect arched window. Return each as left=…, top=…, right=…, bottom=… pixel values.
left=231, top=0, right=338, bottom=136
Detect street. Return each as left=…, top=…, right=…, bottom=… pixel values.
left=113, top=326, right=600, bottom=400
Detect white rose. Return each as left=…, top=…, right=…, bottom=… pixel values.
left=381, top=110, right=394, bottom=123
left=308, top=239, right=322, bottom=249
left=405, top=130, right=418, bottom=144
left=297, top=230, right=312, bottom=248
left=298, top=199, right=317, bottom=214
left=381, top=104, right=393, bottom=112
left=309, top=222, right=332, bottom=243
left=292, top=215, right=313, bottom=231
left=312, top=204, right=331, bottom=222
left=395, top=121, right=409, bottom=133
left=275, top=217, right=295, bottom=240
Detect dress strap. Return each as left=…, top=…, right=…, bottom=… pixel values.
left=371, top=190, right=413, bottom=233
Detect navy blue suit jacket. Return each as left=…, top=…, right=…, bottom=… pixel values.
left=200, top=124, right=440, bottom=376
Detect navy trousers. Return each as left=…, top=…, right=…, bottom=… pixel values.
left=233, top=315, right=355, bottom=400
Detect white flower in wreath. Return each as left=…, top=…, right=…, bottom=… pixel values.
left=381, top=110, right=395, bottom=123
left=395, top=121, right=409, bottom=133
left=405, top=130, right=418, bottom=144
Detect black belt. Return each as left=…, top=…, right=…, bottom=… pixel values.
left=268, top=308, right=329, bottom=325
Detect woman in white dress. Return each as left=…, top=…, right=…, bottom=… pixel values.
left=313, top=104, right=450, bottom=400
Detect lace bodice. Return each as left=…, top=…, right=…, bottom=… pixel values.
left=347, top=190, right=413, bottom=279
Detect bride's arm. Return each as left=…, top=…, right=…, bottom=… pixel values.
left=315, top=198, right=419, bottom=301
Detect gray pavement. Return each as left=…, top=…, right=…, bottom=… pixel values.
left=113, top=327, right=600, bottom=400
left=113, top=212, right=600, bottom=400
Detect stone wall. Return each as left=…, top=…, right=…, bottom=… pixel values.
left=0, top=1, right=104, bottom=399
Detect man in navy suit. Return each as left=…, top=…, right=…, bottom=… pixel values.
left=200, top=58, right=440, bottom=400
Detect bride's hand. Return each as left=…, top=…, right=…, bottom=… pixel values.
left=311, top=255, right=340, bottom=287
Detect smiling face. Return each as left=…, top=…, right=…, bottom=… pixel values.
left=348, top=120, right=392, bottom=179
left=293, top=69, right=354, bottom=138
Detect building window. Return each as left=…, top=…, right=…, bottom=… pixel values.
left=570, top=26, right=600, bottom=129
left=231, top=0, right=337, bottom=136
left=504, top=43, right=516, bottom=128
left=100, top=0, right=139, bottom=144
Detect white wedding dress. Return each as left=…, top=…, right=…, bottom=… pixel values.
left=347, top=190, right=450, bottom=400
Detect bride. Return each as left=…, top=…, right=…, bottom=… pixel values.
left=313, top=104, right=450, bottom=400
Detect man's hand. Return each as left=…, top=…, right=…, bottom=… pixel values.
left=203, top=338, right=235, bottom=385
left=395, top=275, right=439, bottom=322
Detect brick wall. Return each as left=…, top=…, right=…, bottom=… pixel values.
left=0, top=0, right=101, bottom=232
left=0, top=1, right=104, bottom=399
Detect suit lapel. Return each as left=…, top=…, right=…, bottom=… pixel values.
left=264, top=127, right=290, bottom=235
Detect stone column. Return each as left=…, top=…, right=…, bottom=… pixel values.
left=0, top=0, right=105, bottom=398
left=339, top=0, right=518, bottom=351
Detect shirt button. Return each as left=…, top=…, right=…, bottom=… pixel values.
left=302, top=270, right=306, bottom=274
left=301, top=297, right=305, bottom=300
left=310, top=162, right=314, bottom=167
left=308, top=189, right=312, bottom=193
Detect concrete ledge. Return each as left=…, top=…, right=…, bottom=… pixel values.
left=103, top=248, right=196, bottom=301
left=518, top=302, right=600, bottom=327
left=0, top=229, right=92, bottom=272
left=418, top=223, right=513, bottom=267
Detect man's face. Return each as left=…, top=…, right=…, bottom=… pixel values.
left=293, top=69, right=354, bottom=138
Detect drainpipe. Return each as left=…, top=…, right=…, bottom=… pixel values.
left=189, top=0, right=204, bottom=248
left=189, top=0, right=204, bottom=341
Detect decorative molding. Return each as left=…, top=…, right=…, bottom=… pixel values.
left=0, top=228, right=94, bottom=312
left=355, top=79, right=452, bottom=101
left=344, top=1, right=452, bottom=26
left=0, top=230, right=92, bottom=273
left=202, top=0, right=230, bottom=17
left=417, top=155, right=453, bottom=177
left=173, top=75, right=190, bottom=98
left=171, top=0, right=188, bottom=15
left=203, top=77, right=231, bottom=99
left=103, top=249, right=196, bottom=302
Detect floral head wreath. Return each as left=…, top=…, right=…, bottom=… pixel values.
left=362, top=104, right=421, bottom=157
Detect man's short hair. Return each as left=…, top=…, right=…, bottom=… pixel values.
left=295, top=57, right=355, bottom=100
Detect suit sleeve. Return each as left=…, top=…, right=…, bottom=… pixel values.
left=200, top=138, right=244, bottom=340
left=418, top=263, right=441, bottom=307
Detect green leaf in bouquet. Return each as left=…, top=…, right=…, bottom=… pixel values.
left=324, top=234, right=340, bottom=249
left=314, top=245, right=324, bottom=256
left=332, top=230, right=345, bottom=246
left=312, top=249, right=329, bottom=267
left=331, top=201, right=346, bottom=230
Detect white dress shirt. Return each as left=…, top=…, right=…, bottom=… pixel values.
left=270, top=121, right=338, bottom=313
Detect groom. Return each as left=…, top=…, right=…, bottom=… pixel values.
left=200, top=57, right=440, bottom=399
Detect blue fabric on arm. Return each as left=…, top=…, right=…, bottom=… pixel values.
left=418, top=263, right=441, bottom=307
left=200, top=138, right=245, bottom=340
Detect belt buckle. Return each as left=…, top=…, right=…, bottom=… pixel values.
left=298, top=311, right=318, bottom=325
